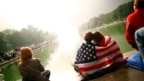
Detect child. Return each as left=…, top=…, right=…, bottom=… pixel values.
left=73, top=32, right=97, bottom=76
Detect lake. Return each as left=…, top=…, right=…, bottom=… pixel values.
left=0, top=23, right=134, bottom=81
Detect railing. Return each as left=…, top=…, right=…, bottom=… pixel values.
left=0, top=56, right=20, bottom=67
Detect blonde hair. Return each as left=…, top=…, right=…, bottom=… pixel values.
left=19, top=47, right=33, bottom=65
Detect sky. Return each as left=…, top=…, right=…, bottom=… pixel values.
left=0, top=0, right=132, bottom=32
left=0, top=0, right=132, bottom=50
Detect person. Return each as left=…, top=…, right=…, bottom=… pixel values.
left=73, top=31, right=126, bottom=81
left=72, top=32, right=97, bottom=75
left=92, top=31, right=126, bottom=68
left=125, top=0, right=144, bottom=63
left=18, top=47, right=50, bottom=81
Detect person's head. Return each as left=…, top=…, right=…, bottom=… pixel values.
left=92, top=31, right=104, bottom=46
left=19, top=47, right=33, bottom=65
left=84, top=32, right=94, bottom=43
left=134, top=0, right=144, bottom=9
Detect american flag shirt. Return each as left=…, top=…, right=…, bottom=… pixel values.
left=74, top=36, right=126, bottom=76
left=75, top=43, right=97, bottom=64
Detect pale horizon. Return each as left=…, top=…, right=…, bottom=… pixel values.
left=0, top=0, right=132, bottom=32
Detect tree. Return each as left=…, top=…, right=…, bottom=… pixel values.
left=79, top=1, right=133, bottom=33
left=0, top=32, right=12, bottom=53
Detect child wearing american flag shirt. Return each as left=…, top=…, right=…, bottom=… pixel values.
left=72, top=31, right=96, bottom=73
left=72, top=31, right=126, bottom=81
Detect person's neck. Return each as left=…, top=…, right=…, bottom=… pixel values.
left=86, top=42, right=92, bottom=44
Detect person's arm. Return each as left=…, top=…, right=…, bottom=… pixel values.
left=126, top=17, right=138, bottom=50
left=71, top=61, right=79, bottom=72
left=36, top=59, right=45, bottom=72
left=74, top=64, right=79, bottom=72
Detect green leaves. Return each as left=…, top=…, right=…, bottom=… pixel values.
left=0, top=25, right=57, bottom=53
left=0, top=32, right=12, bottom=53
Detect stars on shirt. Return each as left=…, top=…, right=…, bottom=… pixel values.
left=76, top=43, right=97, bottom=63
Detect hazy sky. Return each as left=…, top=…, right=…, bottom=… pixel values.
left=0, top=0, right=132, bottom=31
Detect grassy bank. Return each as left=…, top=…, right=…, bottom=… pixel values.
left=90, top=21, right=134, bottom=53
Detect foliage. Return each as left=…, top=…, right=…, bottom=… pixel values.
left=1, top=25, right=57, bottom=51
left=0, top=32, right=12, bottom=53
left=91, top=21, right=134, bottom=53
left=96, top=21, right=126, bottom=36
left=79, top=1, right=134, bottom=33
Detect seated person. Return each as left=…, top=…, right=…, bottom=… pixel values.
left=92, top=31, right=126, bottom=68
left=72, top=32, right=97, bottom=76
left=19, top=47, right=50, bottom=81
left=72, top=31, right=126, bottom=81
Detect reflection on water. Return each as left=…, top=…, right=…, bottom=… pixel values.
left=45, top=27, right=81, bottom=81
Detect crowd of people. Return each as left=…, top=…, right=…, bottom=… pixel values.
left=17, top=0, right=144, bottom=81
left=0, top=50, right=19, bottom=63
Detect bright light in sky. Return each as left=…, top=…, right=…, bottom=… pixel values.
left=0, top=0, right=131, bottom=31
left=0, top=0, right=132, bottom=51
left=0, top=0, right=131, bottom=50
left=0, top=0, right=83, bottom=51
left=0, top=0, right=79, bottom=31
left=56, top=24, right=80, bottom=50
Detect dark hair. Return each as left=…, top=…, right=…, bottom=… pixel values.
left=134, top=0, right=144, bottom=8
left=93, top=31, right=104, bottom=46
left=84, top=32, right=94, bottom=43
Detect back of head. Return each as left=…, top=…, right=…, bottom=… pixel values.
left=93, top=31, right=104, bottom=45
left=20, top=47, right=33, bottom=65
left=84, top=32, right=94, bottom=43
left=134, top=0, right=144, bottom=9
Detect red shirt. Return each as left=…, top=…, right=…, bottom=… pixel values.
left=126, top=9, right=144, bottom=50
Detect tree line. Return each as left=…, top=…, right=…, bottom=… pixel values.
left=0, top=25, right=57, bottom=54
left=79, top=1, right=133, bottom=34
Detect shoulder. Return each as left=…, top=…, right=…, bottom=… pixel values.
left=27, top=59, right=43, bottom=69
left=82, top=42, right=95, bottom=47
left=104, top=36, right=111, bottom=41
left=127, top=12, right=137, bottom=22
left=31, top=58, right=41, bottom=63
